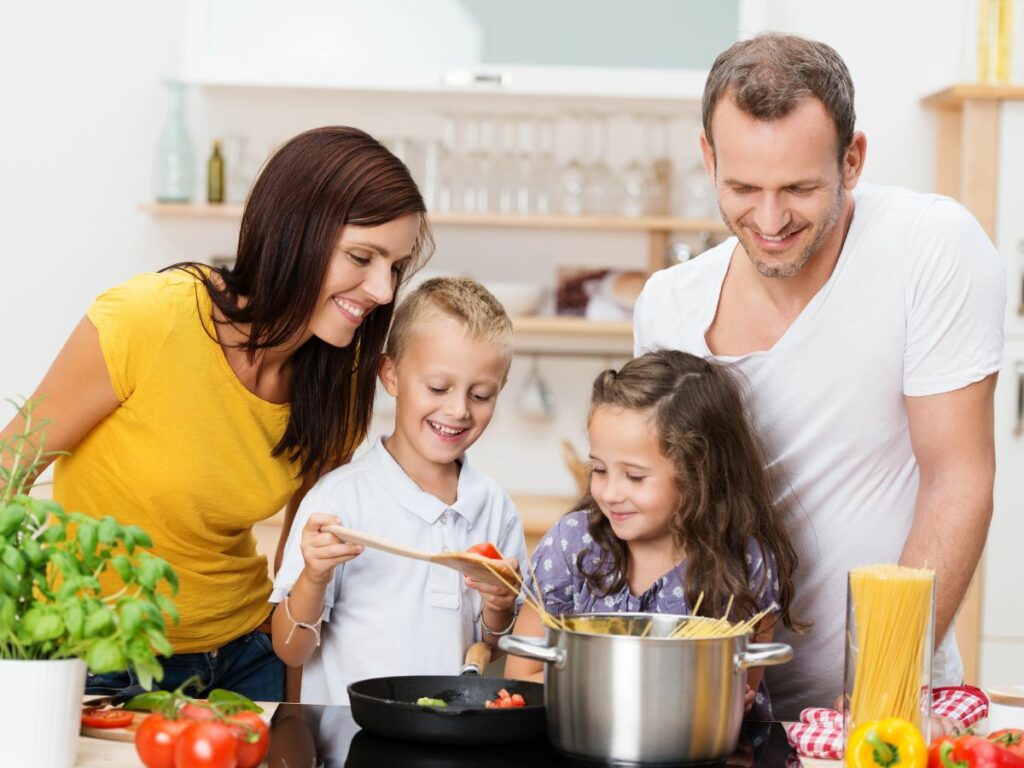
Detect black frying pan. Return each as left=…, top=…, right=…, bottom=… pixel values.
left=347, top=643, right=546, bottom=745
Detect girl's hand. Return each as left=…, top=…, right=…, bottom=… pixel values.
left=465, top=558, right=520, bottom=612
left=300, top=513, right=364, bottom=585
left=744, top=685, right=756, bottom=713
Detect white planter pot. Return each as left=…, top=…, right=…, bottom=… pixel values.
left=0, top=657, right=87, bottom=768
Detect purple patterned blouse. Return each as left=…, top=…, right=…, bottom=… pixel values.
left=526, top=510, right=782, bottom=721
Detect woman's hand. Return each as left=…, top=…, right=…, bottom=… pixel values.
left=299, top=513, right=363, bottom=585
left=465, top=558, right=520, bottom=613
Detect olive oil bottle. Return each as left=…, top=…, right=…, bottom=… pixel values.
left=207, top=140, right=225, bottom=204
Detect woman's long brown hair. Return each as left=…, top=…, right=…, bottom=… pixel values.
left=166, top=126, right=433, bottom=477
left=575, top=350, right=806, bottom=632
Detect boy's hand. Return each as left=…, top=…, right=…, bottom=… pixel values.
left=465, top=557, right=520, bottom=612
left=300, top=513, right=364, bottom=585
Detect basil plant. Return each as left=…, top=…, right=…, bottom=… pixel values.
left=0, top=399, right=178, bottom=688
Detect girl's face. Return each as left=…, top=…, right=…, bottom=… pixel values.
left=306, top=213, right=421, bottom=348
left=588, top=404, right=682, bottom=551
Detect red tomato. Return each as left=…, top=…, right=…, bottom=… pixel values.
left=990, top=729, right=1024, bottom=758
left=81, top=707, right=135, bottom=729
left=484, top=688, right=527, bottom=709
left=135, top=713, right=190, bottom=768
left=467, top=542, right=503, bottom=560
left=175, top=721, right=238, bottom=768
left=228, top=711, right=270, bottom=768
left=181, top=702, right=218, bottom=722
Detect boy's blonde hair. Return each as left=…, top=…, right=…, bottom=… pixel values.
left=385, top=277, right=514, bottom=373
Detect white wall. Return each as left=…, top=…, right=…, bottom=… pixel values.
left=1, top=0, right=979, bottom=497
left=1, top=1, right=185, bottom=398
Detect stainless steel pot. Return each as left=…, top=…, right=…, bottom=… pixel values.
left=499, top=612, right=792, bottom=764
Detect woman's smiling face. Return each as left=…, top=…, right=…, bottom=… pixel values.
left=306, top=213, right=420, bottom=348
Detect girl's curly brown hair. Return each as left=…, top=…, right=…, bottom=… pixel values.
left=574, top=350, right=806, bottom=632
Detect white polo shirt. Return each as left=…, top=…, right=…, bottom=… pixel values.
left=271, top=437, right=528, bottom=705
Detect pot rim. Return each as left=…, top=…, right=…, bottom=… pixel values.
left=545, top=611, right=754, bottom=643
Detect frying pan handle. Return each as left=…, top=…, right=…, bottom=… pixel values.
left=498, top=635, right=566, bottom=669
left=462, top=642, right=491, bottom=675
left=735, top=642, right=793, bottom=672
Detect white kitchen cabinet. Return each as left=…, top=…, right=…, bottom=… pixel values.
left=179, top=0, right=762, bottom=99
left=924, top=85, right=1024, bottom=685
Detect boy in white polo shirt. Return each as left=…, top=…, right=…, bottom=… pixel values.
left=270, top=277, right=527, bottom=705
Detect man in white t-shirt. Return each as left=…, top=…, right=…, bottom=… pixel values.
left=634, top=33, right=1005, bottom=719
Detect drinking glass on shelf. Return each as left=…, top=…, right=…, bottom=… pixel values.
left=581, top=113, right=616, bottom=216
left=465, top=115, right=494, bottom=213
left=531, top=117, right=558, bottom=215
left=619, top=116, right=648, bottom=218
left=512, top=117, right=534, bottom=215
left=493, top=117, right=519, bottom=215
left=676, top=161, right=717, bottom=220
left=644, top=115, right=673, bottom=216
left=558, top=113, right=585, bottom=216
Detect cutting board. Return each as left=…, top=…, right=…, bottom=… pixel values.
left=80, top=702, right=278, bottom=743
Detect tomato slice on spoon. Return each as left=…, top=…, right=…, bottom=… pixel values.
left=467, top=542, right=503, bottom=560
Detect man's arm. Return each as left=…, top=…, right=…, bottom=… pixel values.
left=902, top=373, right=997, bottom=644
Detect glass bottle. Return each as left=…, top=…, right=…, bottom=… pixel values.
left=207, top=140, right=224, bottom=204
left=155, top=80, right=196, bottom=203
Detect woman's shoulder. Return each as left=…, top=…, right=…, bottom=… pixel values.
left=91, top=269, right=206, bottom=327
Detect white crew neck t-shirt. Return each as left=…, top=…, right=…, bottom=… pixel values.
left=272, top=437, right=528, bottom=705
left=634, top=184, right=1005, bottom=719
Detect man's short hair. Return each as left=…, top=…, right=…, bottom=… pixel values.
left=386, top=276, right=514, bottom=373
left=702, top=33, right=856, bottom=164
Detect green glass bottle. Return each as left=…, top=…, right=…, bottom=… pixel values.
left=207, top=140, right=225, bottom=204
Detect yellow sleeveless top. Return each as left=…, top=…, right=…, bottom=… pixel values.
left=54, top=271, right=301, bottom=653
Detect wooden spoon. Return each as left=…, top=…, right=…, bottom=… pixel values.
left=322, top=524, right=519, bottom=589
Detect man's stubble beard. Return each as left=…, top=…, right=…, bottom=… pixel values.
left=721, top=183, right=845, bottom=280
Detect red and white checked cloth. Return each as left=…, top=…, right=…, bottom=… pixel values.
left=784, top=686, right=989, bottom=761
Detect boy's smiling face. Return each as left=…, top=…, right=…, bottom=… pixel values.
left=379, top=313, right=508, bottom=482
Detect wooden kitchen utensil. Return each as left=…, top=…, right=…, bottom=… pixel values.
left=322, top=525, right=519, bottom=589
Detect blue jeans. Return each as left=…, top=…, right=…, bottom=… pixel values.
left=86, top=629, right=284, bottom=702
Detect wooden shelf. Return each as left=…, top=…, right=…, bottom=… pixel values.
left=513, top=316, right=630, bottom=336
left=922, top=83, right=1024, bottom=108
left=139, top=203, right=724, bottom=234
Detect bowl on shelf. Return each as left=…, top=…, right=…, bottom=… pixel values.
left=481, top=281, right=546, bottom=317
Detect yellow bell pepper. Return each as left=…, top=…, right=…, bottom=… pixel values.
left=846, top=718, right=927, bottom=768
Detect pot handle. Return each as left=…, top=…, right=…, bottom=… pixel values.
left=735, top=642, right=793, bottom=672
left=498, top=635, right=567, bottom=669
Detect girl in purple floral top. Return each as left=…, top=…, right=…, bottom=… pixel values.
left=505, top=351, right=806, bottom=721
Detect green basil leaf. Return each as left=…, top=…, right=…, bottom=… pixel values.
left=97, top=516, right=119, bottom=545
left=110, top=553, right=133, bottom=584
left=23, top=606, right=64, bottom=642
left=2, top=546, right=26, bottom=576
left=124, top=691, right=171, bottom=713
left=65, top=603, right=85, bottom=640
left=0, top=505, right=26, bottom=536
left=119, top=601, right=142, bottom=638
left=0, top=595, right=16, bottom=631
left=83, top=608, right=116, bottom=638
left=0, top=564, right=21, bottom=595
left=144, top=627, right=173, bottom=658
left=86, top=637, right=126, bottom=674
left=137, top=556, right=162, bottom=591
left=154, top=593, right=179, bottom=624
left=209, top=688, right=263, bottom=714
left=40, top=524, right=66, bottom=544
left=160, top=560, right=179, bottom=595
left=76, top=522, right=99, bottom=555
left=126, top=526, right=152, bottom=549
left=20, top=537, right=45, bottom=568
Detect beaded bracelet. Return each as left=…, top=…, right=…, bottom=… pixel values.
left=283, top=595, right=326, bottom=646
left=476, top=601, right=521, bottom=637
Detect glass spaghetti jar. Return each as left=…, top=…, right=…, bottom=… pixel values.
left=844, top=565, right=936, bottom=741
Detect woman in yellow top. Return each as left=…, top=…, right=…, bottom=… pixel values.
left=0, top=126, right=433, bottom=700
